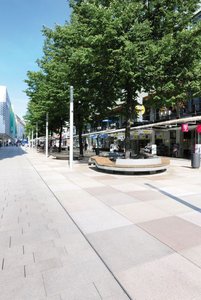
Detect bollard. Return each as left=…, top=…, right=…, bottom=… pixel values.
left=191, top=153, right=200, bottom=168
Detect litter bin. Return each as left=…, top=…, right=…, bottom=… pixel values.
left=191, top=153, right=200, bottom=168
left=95, top=148, right=100, bottom=155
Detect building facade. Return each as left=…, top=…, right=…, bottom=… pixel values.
left=15, top=114, right=25, bottom=141
left=0, top=86, right=17, bottom=145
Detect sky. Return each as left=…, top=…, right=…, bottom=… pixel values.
left=0, top=0, right=71, bottom=119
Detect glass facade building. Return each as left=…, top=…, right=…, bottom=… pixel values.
left=0, top=86, right=17, bottom=144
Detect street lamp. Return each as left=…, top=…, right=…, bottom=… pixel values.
left=159, top=107, right=172, bottom=119
left=46, top=113, right=48, bottom=158
left=69, top=86, right=74, bottom=168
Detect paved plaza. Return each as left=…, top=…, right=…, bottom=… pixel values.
left=0, top=146, right=201, bottom=300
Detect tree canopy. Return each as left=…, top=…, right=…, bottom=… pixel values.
left=24, top=0, right=201, bottom=154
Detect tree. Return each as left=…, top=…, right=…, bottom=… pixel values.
left=72, top=0, right=201, bottom=156
left=144, top=0, right=201, bottom=115
left=25, top=0, right=201, bottom=157
left=72, top=0, right=153, bottom=157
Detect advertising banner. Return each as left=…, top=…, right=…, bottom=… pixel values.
left=181, top=124, right=189, bottom=132
left=196, top=125, right=201, bottom=133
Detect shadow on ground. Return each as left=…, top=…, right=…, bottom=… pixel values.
left=0, top=146, right=27, bottom=160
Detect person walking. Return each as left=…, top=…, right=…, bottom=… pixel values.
left=173, top=143, right=179, bottom=157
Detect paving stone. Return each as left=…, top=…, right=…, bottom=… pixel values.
left=117, top=253, right=201, bottom=300
left=126, top=189, right=171, bottom=201
left=0, top=274, right=46, bottom=300
left=179, top=211, right=201, bottom=227
left=179, top=244, right=201, bottom=267
left=26, top=258, right=63, bottom=275
left=1, top=147, right=201, bottom=300
left=60, top=282, right=101, bottom=300
left=70, top=205, right=132, bottom=234
left=94, top=277, right=130, bottom=299
left=87, top=225, right=173, bottom=272
left=148, top=198, right=192, bottom=215
left=111, top=182, right=148, bottom=192
left=138, top=216, right=201, bottom=251
left=42, top=259, right=113, bottom=296
left=114, top=201, right=171, bottom=223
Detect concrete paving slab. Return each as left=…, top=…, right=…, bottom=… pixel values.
left=95, top=192, right=138, bottom=206
left=179, top=244, right=201, bottom=267
left=56, top=190, right=107, bottom=213
left=0, top=265, right=24, bottom=281
left=39, top=296, right=61, bottom=300
left=60, top=282, right=102, bottom=300
left=87, top=225, right=173, bottom=272
left=26, top=258, right=63, bottom=275
left=42, top=259, right=117, bottom=297
left=181, top=193, right=201, bottom=208
left=47, top=182, right=80, bottom=192
left=126, top=189, right=170, bottom=201
left=2, top=147, right=201, bottom=299
left=2, top=251, right=34, bottom=269
left=33, top=246, right=67, bottom=263
left=138, top=216, right=201, bottom=251
left=179, top=211, right=201, bottom=227
left=61, top=244, right=98, bottom=265
left=91, top=174, right=118, bottom=181
left=117, top=252, right=201, bottom=300
left=84, top=186, right=139, bottom=206
left=84, top=186, right=121, bottom=196
left=0, top=274, right=46, bottom=300
left=148, top=198, right=192, bottom=215
left=111, top=182, right=148, bottom=192
left=70, top=206, right=132, bottom=234
left=114, top=201, right=171, bottom=223
left=159, top=185, right=199, bottom=197
left=93, top=277, right=130, bottom=299
left=12, top=228, right=59, bottom=246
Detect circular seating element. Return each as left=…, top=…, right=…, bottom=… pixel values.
left=89, top=156, right=170, bottom=175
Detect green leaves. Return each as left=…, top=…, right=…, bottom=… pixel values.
left=24, top=0, right=201, bottom=150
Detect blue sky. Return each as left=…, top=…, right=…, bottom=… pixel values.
left=0, top=0, right=71, bottom=119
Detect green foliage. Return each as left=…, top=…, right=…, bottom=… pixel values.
left=24, top=0, right=201, bottom=153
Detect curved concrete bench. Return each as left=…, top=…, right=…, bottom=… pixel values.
left=90, top=156, right=170, bottom=174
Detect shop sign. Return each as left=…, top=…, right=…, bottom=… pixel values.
left=117, top=133, right=125, bottom=140
left=196, top=125, right=201, bottom=133
left=155, top=132, right=163, bottom=139
left=135, top=105, right=145, bottom=115
left=143, top=129, right=152, bottom=135
left=181, top=123, right=189, bottom=132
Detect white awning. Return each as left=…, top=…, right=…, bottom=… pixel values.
left=132, top=116, right=201, bottom=130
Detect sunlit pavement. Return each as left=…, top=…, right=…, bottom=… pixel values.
left=1, top=146, right=201, bottom=300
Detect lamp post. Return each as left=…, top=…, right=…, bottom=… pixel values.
left=31, top=129, right=34, bottom=149
left=36, top=122, right=38, bottom=148
left=69, top=86, right=74, bottom=168
left=46, top=113, right=48, bottom=158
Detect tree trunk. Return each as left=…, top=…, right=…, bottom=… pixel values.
left=78, top=123, right=84, bottom=156
left=124, top=82, right=133, bottom=159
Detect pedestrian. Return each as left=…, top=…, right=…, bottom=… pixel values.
left=173, top=143, right=179, bottom=157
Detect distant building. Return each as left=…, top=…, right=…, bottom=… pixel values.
left=0, top=86, right=17, bottom=145
left=15, top=114, right=25, bottom=141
